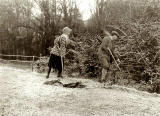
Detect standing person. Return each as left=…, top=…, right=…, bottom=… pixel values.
left=98, top=29, right=120, bottom=83
left=46, top=27, right=75, bottom=78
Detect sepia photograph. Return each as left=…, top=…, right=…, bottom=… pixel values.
left=0, top=0, right=160, bottom=115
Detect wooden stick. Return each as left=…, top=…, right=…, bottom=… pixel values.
left=0, top=54, right=39, bottom=58
left=32, top=56, right=35, bottom=72
left=108, top=48, right=121, bottom=72
left=60, top=55, right=63, bottom=76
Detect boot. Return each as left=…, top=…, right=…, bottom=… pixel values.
left=46, top=67, right=51, bottom=79
left=106, top=71, right=113, bottom=85
left=46, top=75, right=49, bottom=79
left=57, top=72, right=63, bottom=78
left=99, top=68, right=108, bottom=83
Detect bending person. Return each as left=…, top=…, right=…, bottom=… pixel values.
left=98, top=30, right=120, bottom=83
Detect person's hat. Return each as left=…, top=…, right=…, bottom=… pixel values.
left=103, top=29, right=111, bottom=36
left=62, top=27, right=72, bottom=34
left=111, top=31, right=119, bottom=37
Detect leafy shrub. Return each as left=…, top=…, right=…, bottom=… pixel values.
left=33, top=25, right=160, bottom=93
left=33, top=57, right=49, bottom=73
left=115, top=22, right=160, bottom=93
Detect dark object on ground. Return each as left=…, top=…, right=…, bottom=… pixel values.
left=44, top=80, right=86, bottom=88
left=44, top=79, right=63, bottom=85
left=63, top=81, right=86, bottom=88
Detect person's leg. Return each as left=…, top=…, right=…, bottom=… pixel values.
left=100, top=68, right=108, bottom=82
left=110, top=63, right=119, bottom=84
left=46, top=54, right=54, bottom=79
left=99, top=55, right=110, bottom=82
left=46, top=67, right=51, bottom=79
left=57, top=69, right=62, bottom=77
left=57, top=56, right=63, bottom=77
left=106, top=69, right=112, bottom=85
left=106, top=63, right=118, bottom=85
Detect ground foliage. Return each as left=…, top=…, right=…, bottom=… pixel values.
left=33, top=56, right=49, bottom=73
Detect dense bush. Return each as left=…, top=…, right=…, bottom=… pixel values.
left=115, top=22, right=160, bottom=93
left=32, top=0, right=160, bottom=93
left=33, top=57, right=49, bottom=73
left=33, top=25, right=160, bottom=93
left=71, top=22, right=160, bottom=93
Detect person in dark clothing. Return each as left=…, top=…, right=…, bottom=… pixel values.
left=98, top=30, right=120, bottom=83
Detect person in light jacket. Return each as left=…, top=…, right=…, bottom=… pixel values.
left=46, top=27, right=76, bottom=78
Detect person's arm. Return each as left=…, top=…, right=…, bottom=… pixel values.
left=67, top=39, right=76, bottom=46
left=111, top=50, right=118, bottom=60
left=59, top=36, right=66, bottom=57
left=110, top=47, right=121, bottom=64
left=104, top=36, right=120, bottom=62
left=101, top=36, right=110, bottom=52
left=50, top=38, right=58, bottom=54
left=66, top=38, right=77, bottom=50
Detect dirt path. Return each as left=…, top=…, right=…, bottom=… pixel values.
left=0, top=64, right=160, bottom=116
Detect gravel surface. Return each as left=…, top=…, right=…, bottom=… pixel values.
left=0, top=63, right=160, bottom=116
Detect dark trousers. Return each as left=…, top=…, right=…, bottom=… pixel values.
left=47, top=54, right=63, bottom=78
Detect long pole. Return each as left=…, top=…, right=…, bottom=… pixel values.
left=108, top=48, right=121, bottom=72
left=60, top=55, right=63, bottom=76
left=60, top=45, right=63, bottom=77
left=32, top=56, right=35, bottom=72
